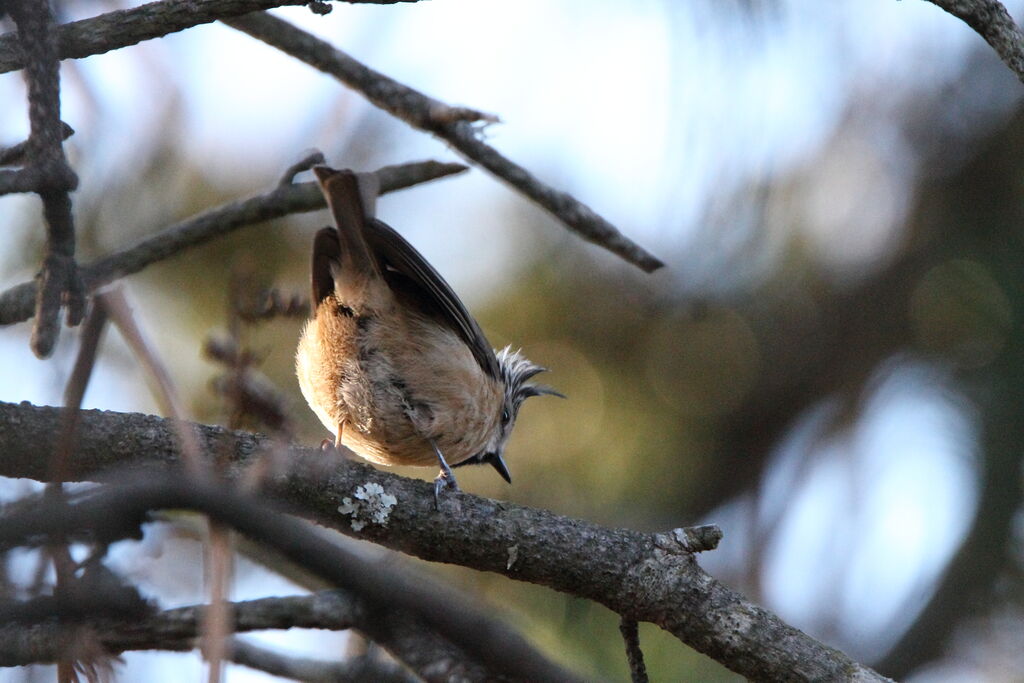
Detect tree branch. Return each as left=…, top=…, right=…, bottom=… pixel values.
left=0, top=0, right=423, bottom=74
left=925, top=0, right=1024, bottom=84
left=0, top=401, right=889, bottom=682
left=226, top=638, right=417, bottom=683
left=0, top=159, right=466, bottom=327
left=6, top=0, right=84, bottom=358
left=0, top=589, right=469, bottom=682
left=223, top=12, right=664, bottom=273
left=0, top=121, right=74, bottom=166
left=0, top=476, right=584, bottom=683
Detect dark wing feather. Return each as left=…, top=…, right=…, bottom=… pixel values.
left=310, top=227, right=340, bottom=313
left=363, top=219, right=500, bottom=380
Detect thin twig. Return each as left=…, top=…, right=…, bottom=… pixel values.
left=0, top=160, right=468, bottom=326
left=925, top=0, right=1024, bottom=84
left=203, top=525, right=232, bottom=683
left=278, top=148, right=326, bottom=187
left=99, top=288, right=236, bottom=682
left=227, top=638, right=418, bottom=683
left=0, top=120, right=73, bottom=166
left=619, top=618, right=648, bottom=683
left=99, top=288, right=206, bottom=476
left=0, top=589, right=479, bottom=681
left=45, top=298, right=109, bottom=681
left=224, top=12, right=665, bottom=272
left=49, top=300, right=107, bottom=483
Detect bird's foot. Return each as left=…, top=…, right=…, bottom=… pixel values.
left=433, top=468, right=461, bottom=510
left=430, top=439, right=461, bottom=510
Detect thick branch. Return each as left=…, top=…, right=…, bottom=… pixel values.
left=0, top=160, right=466, bottom=327
left=0, top=401, right=888, bottom=682
left=223, top=12, right=664, bottom=272
left=0, top=0, right=422, bottom=74
left=925, top=0, right=1024, bottom=84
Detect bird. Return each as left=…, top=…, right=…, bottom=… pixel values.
left=295, top=166, right=561, bottom=505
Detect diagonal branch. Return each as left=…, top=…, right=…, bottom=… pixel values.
left=924, top=0, right=1024, bottom=84
left=223, top=12, right=664, bottom=273
left=0, top=400, right=889, bottom=682
left=0, top=159, right=466, bottom=327
left=226, top=638, right=417, bottom=683
left=0, top=0, right=421, bottom=74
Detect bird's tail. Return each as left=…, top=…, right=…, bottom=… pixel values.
left=311, top=166, right=383, bottom=309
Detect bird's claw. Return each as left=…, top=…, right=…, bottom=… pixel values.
left=430, top=438, right=460, bottom=510
left=433, top=469, right=461, bottom=510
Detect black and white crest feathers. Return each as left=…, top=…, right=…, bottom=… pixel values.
left=496, top=346, right=563, bottom=407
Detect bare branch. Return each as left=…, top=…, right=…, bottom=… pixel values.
left=278, top=148, right=327, bottom=187
left=7, top=0, right=84, bottom=358
left=226, top=638, right=417, bottom=683
left=0, top=160, right=467, bottom=327
left=0, top=121, right=73, bottom=166
left=925, top=0, right=1024, bottom=84
left=0, top=0, right=425, bottom=74
left=0, top=588, right=490, bottom=681
left=0, top=401, right=889, bottom=682
left=100, top=288, right=206, bottom=476
left=0, top=476, right=586, bottom=683
left=47, top=298, right=107, bottom=484
left=223, top=12, right=665, bottom=273
left=619, top=618, right=648, bottom=683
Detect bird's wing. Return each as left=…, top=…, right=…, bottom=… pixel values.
left=310, top=227, right=340, bottom=312
left=364, top=218, right=500, bottom=380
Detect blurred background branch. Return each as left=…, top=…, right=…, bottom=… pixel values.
left=0, top=159, right=467, bottom=325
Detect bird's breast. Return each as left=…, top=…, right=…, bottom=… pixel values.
left=297, top=304, right=503, bottom=468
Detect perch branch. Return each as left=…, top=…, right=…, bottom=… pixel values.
left=0, top=401, right=888, bottom=682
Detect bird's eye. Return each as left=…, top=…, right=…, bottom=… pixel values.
left=501, top=408, right=511, bottom=425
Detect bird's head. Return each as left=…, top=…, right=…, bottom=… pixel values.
left=473, top=347, right=564, bottom=483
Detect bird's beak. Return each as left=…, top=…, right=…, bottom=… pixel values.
left=483, top=451, right=512, bottom=484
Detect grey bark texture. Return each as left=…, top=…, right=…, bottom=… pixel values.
left=0, top=400, right=890, bottom=682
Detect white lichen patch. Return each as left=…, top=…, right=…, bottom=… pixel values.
left=338, top=482, right=397, bottom=532
left=506, top=544, right=519, bottom=570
